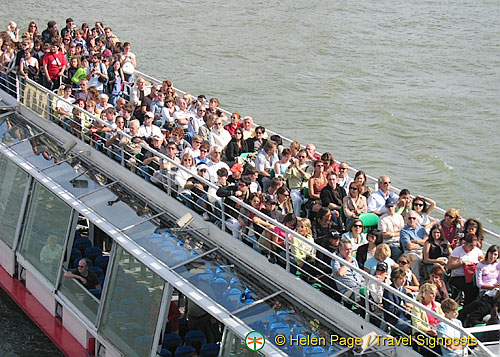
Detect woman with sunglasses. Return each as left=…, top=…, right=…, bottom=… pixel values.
left=397, top=253, right=420, bottom=295
left=342, top=219, right=367, bottom=251
left=342, top=182, right=367, bottom=229
left=307, top=160, right=328, bottom=214
left=175, top=153, right=197, bottom=208
left=423, top=224, right=452, bottom=274
left=27, top=21, right=40, bottom=40
left=224, top=127, right=249, bottom=166
left=440, top=208, right=464, bottom=247
left=412, top=195, right=439, bottom=232
left=276, top=186, right=293, bottom=216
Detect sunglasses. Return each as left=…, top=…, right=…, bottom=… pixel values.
left=407, top=217, right=417, bottom=220
left=398, top=260, right=409, bottom=265
left=297, top=155, right=306, bottom=158
left=383, top=181, right=391, bottom=185
left=353, top=224, right=363, bottom=228
left=349, top=187, right=358, bottom=191
left=413, top=203, right=424, bottom=207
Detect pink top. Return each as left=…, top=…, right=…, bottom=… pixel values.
left=475, top=261, right=500, bottom=289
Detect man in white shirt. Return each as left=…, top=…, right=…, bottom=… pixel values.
left=138, top=112, right=162, bottom=139
left=338, top=162, right=353, bottom=192
left=254, top=140, right=279, bottom=192
left=188, top=106, right=206, bottom=135
left=207, top=145, right=230, bottom=183
left=96, top=93, right=113, bottom=112
left=209, top=116, right=231, bottom=149
left=242, top=116, right=254, bottom=140
left=173, top=97, right=193, bottom=130
left=378, top=196, right=405, bottom=242
left=367, top=176, right=399, bottom=216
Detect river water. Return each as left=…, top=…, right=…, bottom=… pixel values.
left=0, top=0, right=499, bottom=349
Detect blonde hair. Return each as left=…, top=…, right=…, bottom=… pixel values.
left=445, top=208, right=459, bottom=219
left=417, top=282, right=437, bottom=302
left=298, top=217, right=312, bottom=236
left=374, top=243, right=391, bottom=261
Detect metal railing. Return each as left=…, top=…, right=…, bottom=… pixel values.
left=2, top=72, right=498, bottom=356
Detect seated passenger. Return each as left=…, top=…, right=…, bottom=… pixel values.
left=337, top=162, right=353, bottom=192
left=437, top=299, right=465, bottom=357
left=320, top=152, right=340, bottom=174
left=276, top=186, right=293, bottom=216
left=475, top=245, right=500, bottom=292
left=342, top=219, right=367, bottom=252
left=137, top=111, right=162, bottom=139
left=319, top=171, right=345, bottom=222
left=305, top=143, right=321, bottom=165
left=207, top=146, right=230, bottom=183
left=243, top=166, right=262, bottom=193
left=397, top=253, right=420, bottom=295
left=423, top=224, right=452, bottom=273
left=181, top=135, right=202, bottom=159
left=411, top=283, right=443, bottom=355
left=331, top=239, right=365, bottom=309
left=39, top=234, right=62, bottom=268
left=291, top=218, right=316, bottom=280
left=440, top=208, right=464, bottom=247
left=194, top=143, right=210, bottom=165
left=312, top=207, right=339, bottom=242
left=245, top=125, right=267, bottom=152
left=238, top=193, right=274, bottom=252
left=412, top=195, right=439, bottom=232
left=342, top=182, right=367, bottom=228
left=175, top=153, right=197, bottom=206
left=253, top=140, right=279, bottom=192
left=367, top=176, right=399, bottom=216
left=309, top=160, right=328, bottom=214
left=363, top=243, right=397, bottom=276
left=224, top=127, right=249, bottom=166
left=316, top=231, right=341, bottom=275
left=209, top=116, right=231, bottom=149
left=141, top=134, right=166, bottom=181
left=426, top=264, right=449, bottom=303
left=462, top=218, right=485, bottom=249
left=283, top=149, right=312, bottom=217
left=400, top=210, right=428, bottom=278
left=223, top=111, right=243, bottom=136
left=173, top=97, right=194, bottom=130
left=273, top=148, right=292, bottom=177
left=241, top=115, right=254, bottom=140
left=216, top=176, right=251, bottom=240
left=353, top=170, right=373, bottom=199
left=446, top=233, right=484, bottom=306
left=383, top=268, right=412, bottom=335
left=64, top=258, right=101, bottom=290
left=378, top=196, right=404, bottom=242
left=394, top=188, right=412, bottom=217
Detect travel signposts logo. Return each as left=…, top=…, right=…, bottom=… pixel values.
left=245, top=331, right=266, bottom=351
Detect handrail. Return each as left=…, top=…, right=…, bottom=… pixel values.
left=3, top=72, right=496, bottom=356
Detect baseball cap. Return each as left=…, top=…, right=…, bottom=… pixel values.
left=385, top=196, right=398, bottom=207
left=376, top=262, right=388, bottom=272
left=144, top=111, right=154, bottom=118
left=230, top=163, right=244, bottom=173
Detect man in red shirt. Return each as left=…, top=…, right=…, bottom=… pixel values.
left=42, top=42, right=67, bottom=90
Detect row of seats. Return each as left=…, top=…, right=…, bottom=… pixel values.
left=162, top=330, right=219, bottom=356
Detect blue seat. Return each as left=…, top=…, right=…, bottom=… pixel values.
left=120, top=322, right=142, bottom=342
left=184, top=330, right=207, bottom=353
left=74, top=257, right=92, bottom=268
left=119, top=297, right=138, bottom=312
left=216, top=270, right=231, bottom=283
left=196, top=270, right=214, bottom=285
left=159, top=349, right=172, bottom=357
left=212, top=278, right=228, bottom=298
left=244, top=288, right=257, bottom=300
left=222, top=291, right=242, bottom=311
left=200, top=343, right=220, bottom=357
left=88, top=288, right=101, bottom=299
left=70, top=248, right=82, bottom=268
left=162, top=333, right=182, bottom=355
left=94, top=255, right=109, bottom=272
left=304, top=346, right=327, bottom=357
left=135, top=335, right=153, bottom=356
left=84, top=246, right=102, bottom=263
left=276, top=309, right=295, bottom=323
left=132, top=308, right=150, bottom=325
left=74, top=237, right=92, bottom=255
left=174, top=346, right=196, bottom=357
left=89, top=266, right=104, bottom=278
left=288, top=334, right=307, bottom=357
left=270, top=322, right=291, bottom=341
left=98, top=276, right=105, bottom=287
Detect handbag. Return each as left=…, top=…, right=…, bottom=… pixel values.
left=122, top=62, right=135, bottom=75
left=463, top=263, right=477, bottom=283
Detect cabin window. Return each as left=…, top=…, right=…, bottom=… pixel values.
left=0, top=153, right=29, bottom=248
left=19, top=182, right=72, bottom=286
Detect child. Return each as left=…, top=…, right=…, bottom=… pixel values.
left=437, top=298, right=464, bottom=356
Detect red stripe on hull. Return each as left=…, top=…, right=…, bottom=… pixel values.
left=0, top=266, right=87, bottom=356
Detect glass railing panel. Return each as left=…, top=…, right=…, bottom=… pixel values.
left=0, top=152, right=29, bottom=248
left=173, top=249, right=278, bottom=312
left=124, top=216, right=215, bottom=267
left=19, top=182, right=72, bottom=286
left=235, top=293, right=355, bottom=356
left=80, top=183, right=156, bottom=230
left=10, top=133, right=67, bottom=170
left=0, top=113, right=41, bottom=147
left=221, top=328, right=263, bottom=356
left=99, top=246, right=164, bottom=357
left=59, top=273, right=99, bottom=323
left=42, top=159, right=111, bottom=198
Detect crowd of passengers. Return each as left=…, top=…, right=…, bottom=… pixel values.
left=2, top=18, right=500, bottom=356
